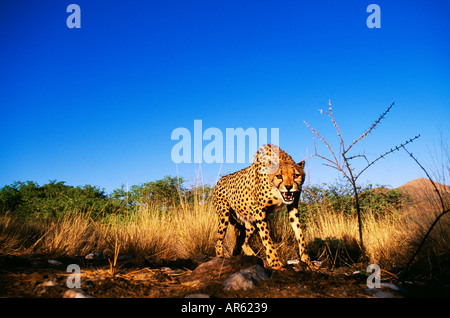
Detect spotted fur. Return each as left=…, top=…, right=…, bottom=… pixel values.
left=212, top=144, right=312, bottom=269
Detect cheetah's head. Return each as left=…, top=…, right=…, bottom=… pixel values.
left=269, top=160, right=306, bottom=205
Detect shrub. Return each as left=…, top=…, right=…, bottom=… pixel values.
left=0, top=180, right=119, bottom=220
left=298, top=182, right=404, bottom=228
left=111, top=176, right=185, bottom=210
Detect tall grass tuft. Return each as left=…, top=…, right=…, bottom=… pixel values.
left=102, top=207, right=173, bottom=261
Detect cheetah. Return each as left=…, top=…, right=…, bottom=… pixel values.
left=212, top=144, right=313, bottom=270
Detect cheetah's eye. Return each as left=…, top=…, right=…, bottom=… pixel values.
left=294, top=174, right=300, bottom=179
left=275, top=174, right=283, bottom=179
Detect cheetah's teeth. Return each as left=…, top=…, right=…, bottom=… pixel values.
left=276, top=189, right=295, bottom=205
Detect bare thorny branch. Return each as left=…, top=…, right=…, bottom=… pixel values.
left=305, top=100, right=448, bottom=281
left=355, top=135, right=421, bottom=180
left=345, top=101, right=395, bottom=155
left=304, top=120, right=340, bottom=168
left=304, top=101, right=419, bottom=184
left=303, top=101, right=420, bottom=255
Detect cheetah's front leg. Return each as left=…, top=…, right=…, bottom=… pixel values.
left=255, top=216, right=283, bottom=270
left=288, top=206, right=314, bottom=268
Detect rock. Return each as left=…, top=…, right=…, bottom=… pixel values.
left=117, top=254, right=134, bottom=261
left=39, top=280, right=58, bottom=287
left=223, top=265, right=269, bottom=291
left=287, top=259, right=322, bottom=269
left=312, top=260, right=323, bottom=268
left=190, top=256, right=263, bottom=279
left=85, top=253, right=105, bottom=260
left=63, top=289, right=95, bottom=298
left=184, top=256, right=266, bottom=288
left=48, top=259, right=63, bottom=266
left=224, top=273, right=255, bottom=291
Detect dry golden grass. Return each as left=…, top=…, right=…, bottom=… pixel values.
left=1, top=183, right=449, bottom=280
left=103, top=208, right=173, bottom=261
left=0, top=192, right=220, bottom=262
left=266, top=206, right=413, bottom=269
left=172, top=202, right=217, bottom=258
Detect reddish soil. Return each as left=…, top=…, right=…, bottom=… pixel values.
left=0, top=253, right=401, bottom=298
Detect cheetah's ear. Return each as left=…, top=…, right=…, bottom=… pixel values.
left=297, top=160, right=305, bottom=170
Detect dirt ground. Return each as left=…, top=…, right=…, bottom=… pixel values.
left=0, top=253, right=418, bottom=299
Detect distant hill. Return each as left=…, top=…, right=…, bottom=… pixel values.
left=396, top=178, right=450, bottom=214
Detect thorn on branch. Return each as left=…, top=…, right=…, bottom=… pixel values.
left=345, top=101, right=395, bottom=154
left=355, top=134, right=421, bottom=180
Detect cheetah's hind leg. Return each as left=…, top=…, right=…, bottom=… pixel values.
left=230, top=217, right=256, bottom=256
left=231, top=219, right=257, bottom=256
left=241, top=222, right=256, bottom=256
left=231, top=217, right=246, bottom=256
left=215, top=207, right=231, bottom=258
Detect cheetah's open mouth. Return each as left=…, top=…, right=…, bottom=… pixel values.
left=277, top=189, right=297, bottom=205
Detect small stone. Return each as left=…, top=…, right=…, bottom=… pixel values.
left=224, top=273, right=255, bottom=291
left=223, top=265, right=269, bottom=291
left=312, top=260, right=323, bottom=267
left=85, top=253, right=105, bottom=260
left=39, top=280, right=57, bottom=287
left=63, top=289, right=95, bottom=298
left=117, top=254, right=134, bottom=261
left=48, top=259, right=63, bottom=266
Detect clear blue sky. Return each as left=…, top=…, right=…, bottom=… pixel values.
left=1, top=0, right=449, bottom=193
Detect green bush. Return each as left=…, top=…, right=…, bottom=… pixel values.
left=0, top=180, right=120, bottom=220
left=298, top=181, right=404, bottom=227
left=0, top=176, right=214, bottom=221
left=110, top=176, right=185, bottom=210
left=110, top=176, right=213, bottom=212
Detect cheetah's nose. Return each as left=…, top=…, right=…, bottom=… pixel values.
left=285, top=185, right=293, bottom=191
